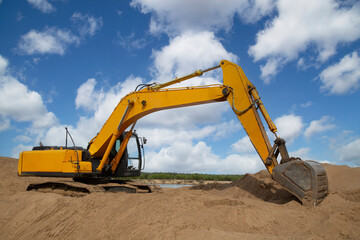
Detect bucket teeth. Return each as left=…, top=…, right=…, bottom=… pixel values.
left=272, top=159, right=328, bottom=206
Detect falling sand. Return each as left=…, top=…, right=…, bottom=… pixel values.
left=0, top=156, right=359, bottom=239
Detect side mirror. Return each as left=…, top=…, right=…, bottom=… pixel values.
left=143, top=137, right=147, bottom=144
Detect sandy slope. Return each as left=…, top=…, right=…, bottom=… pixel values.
left=0, top=156, right=359, bottom=239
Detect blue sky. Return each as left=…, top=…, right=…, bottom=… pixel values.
left=0, top=0, right=359, bottom=174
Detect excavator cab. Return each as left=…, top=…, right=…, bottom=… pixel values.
left=109, top=131, right=145, bottom=177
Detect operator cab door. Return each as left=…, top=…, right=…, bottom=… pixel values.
left=113, top=132, right=143, bottom=177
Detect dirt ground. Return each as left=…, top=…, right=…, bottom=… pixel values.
left=0, top=156, right=359, bottom=240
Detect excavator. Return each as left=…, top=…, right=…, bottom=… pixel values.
left=18, top=60, right=328, bottom=205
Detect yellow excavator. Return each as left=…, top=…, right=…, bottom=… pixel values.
left=18, top=60, right=328, bottom=205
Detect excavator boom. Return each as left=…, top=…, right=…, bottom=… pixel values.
left=18, top=60, right=328, bottom=206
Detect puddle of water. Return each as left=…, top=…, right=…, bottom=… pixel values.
left=157, top=184, right=193, bottom=188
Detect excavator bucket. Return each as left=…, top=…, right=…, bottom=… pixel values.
left=272, top=159, right=328, bottom=206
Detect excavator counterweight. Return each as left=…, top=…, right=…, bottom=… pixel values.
left=18, top=60, right=328, bottom=205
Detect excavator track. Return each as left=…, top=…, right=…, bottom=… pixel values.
left=272, top=160, right=328, bottom=206
left=26, top=180, right=161, bottom=196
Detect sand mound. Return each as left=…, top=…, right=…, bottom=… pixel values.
left=1, top=156, right=359, bottom=239
left=192, top=170, right=297, bottom=204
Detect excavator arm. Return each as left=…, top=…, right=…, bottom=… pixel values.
left=18, top=60, right=328, bottom=206
left=85, top=60, right=328, bottom=205
left=89, top=60, right=278, bottom=173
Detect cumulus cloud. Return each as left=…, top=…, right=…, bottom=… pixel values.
left=0, top=116, right=10, bottom=132
left=249, top=0, right=360, bottom=81
left=231, top=136, right=255, bottom=154
left=0, top=76, right=55, bottom=124
left=131, top=0, right=275, bottom=35
left=76, top=76, right=143, bottom=113
left=17, top=27, right=79, bottom=55
left=221, top=153, right=265, bottom=174
left=17, top=12, right=103, bottom=56
left=338, top=138, right=360, bottom=166
left=304, top=116, right=335, bottom=139
left=13, top=135, right=33, bottom=143
left=274, top=114, right=303, bottom=144
left=11, top=144, right=33, bottom=158
left=75, top=78, right=104, bottom=112
left=115, top=32, right=147, bottom=51
left=27, top=0, right=55, bottom=13
left=300, top=101, right=313, bottom=108
left=289, top=147, right=311, bottom=160
left=0, top=55, right=58, bottom=133
left=145, top=140, right=264, bottom=174
left=319, top=51, right=360, bottom=95
left=0, top=55, right=8, bottom=75
left=71, top=12, right=103, bottom=37
left=152, top=31, right=238, bottom=81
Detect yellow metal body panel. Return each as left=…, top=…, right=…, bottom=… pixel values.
left=18, top=149, right=92, bottom=175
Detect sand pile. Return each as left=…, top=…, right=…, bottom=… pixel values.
left=0, top=156, right=359, bottom=239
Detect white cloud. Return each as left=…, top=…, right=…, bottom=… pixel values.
left=32, top=112, right=58, bottom=129
left=0, top=116, right=10, bottom=132
left=300, top=101, right=313, bottom=108
left=274, top=114, right=303, bottom=144
left=152, top=31, right=238, bottom=81
left=145, top=140, right=219, bottom=173
left=0, top=55, right=58, bottom=131
left=319, top=51, right=360, bottom=95
left=27, top=0, right=55, bottom=13
left=220, top=153, right=264, bottom=174
left=145, top=140, right=264, bottom=174
left=13, top=135, right=33, bottom=143
left=76, top=76, right=143, bottom=114
left=131, top=0, right=275, bottom=35
left=259, top=58, right=281, bottom=83
left=289, top=147, right=310, bottom=160
left=75, top=78, right=104, bottom=112
left=304, top=116, right=335, bottom=139
left=138, top=101, right=230, bottom=131
left=138, top=119, right=240, bottom=149
left=338, top=138, right=360, bottom=166
left=0, top=76, right=52, bottom=122
left=249, top=0, right=360, bottom=81
left=242, top=0, right=276, bottom=23
left=71, top=12, right=103, bottom=37
left=231, top=136, right=255, bottom=154
left=17, top=28, right=79, bottom=55
left=12, top=144, right=33, bottom=158
left=0, top=55, right=8, bottom=75
left=116, top=32, right=147, bottom=50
